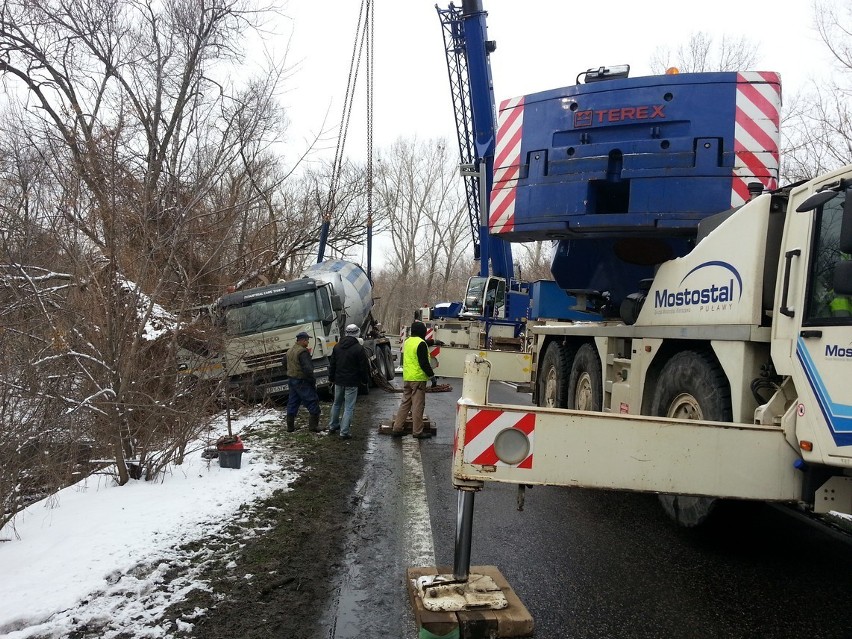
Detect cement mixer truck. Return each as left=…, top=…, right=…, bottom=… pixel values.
left=176, top=260, right=395, bottom=400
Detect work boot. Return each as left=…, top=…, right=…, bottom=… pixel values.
left=308, top=413, right=321, bottom=432
left=286, top=414, right=295, bottom=432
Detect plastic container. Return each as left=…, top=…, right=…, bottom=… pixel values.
left=218, top=450, right=243, bottom=469
left=217, top=436, right=244, bottom=469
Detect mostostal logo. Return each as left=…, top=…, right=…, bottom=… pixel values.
left=825, top=342, right=852, bottom=358
left=653, top=261, right=743, bottom=313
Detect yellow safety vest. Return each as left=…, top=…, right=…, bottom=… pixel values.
left=830, top=294, right=852, bottom=316
left=402, top=336, right=429, bottom=382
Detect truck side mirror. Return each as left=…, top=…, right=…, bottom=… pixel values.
left=796, top=190, right=837, bottom=212
left=833, top=194, right=852, bottom=296
left=840, top=192, right=852, bottom=254
left=834, top=261, right=852, bottom=296
left=796, top=178, right=852, bottom=212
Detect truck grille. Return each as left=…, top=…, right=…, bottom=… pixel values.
left=241, top=349, right=287, bottom=370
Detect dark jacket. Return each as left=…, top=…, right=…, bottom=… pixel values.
left=329, top=336, right=370, bottom=387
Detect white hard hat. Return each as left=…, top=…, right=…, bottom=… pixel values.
left=345, top=324, right=360, bottom=336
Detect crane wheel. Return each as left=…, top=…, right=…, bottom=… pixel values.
left=566, top=343, right=603, bottom=412
left=651, top=349, right=732, bottom=527
left=536, top=342, right=572, bottom=408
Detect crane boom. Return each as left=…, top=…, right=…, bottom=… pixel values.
left=436, top=0, right=513, bottom=279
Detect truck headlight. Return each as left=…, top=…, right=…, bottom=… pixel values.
left=493, top=427, right=530, bottom=466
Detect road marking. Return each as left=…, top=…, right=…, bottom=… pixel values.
left=401, top=437, right=435, bottom=568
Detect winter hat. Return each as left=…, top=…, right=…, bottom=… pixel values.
left=410, top=320, right=427, bottom=339
left=345, top=324, right=360, bottom=337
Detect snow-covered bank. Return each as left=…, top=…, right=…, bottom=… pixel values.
left=0, top=408, right=297, bottom=639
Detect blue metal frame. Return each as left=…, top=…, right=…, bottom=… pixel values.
left=437, top=0, right=513, bottom=279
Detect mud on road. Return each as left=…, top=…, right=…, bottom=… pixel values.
left=159, top=390, right=402, bottom=639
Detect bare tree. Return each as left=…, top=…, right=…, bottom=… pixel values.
left=781, top=1, right=852, bottom=181
left=649, top=32, right=760, bottom=74
left=371, top=137, right=472, bottom=332
left=0, top=0, right=296, bottom=499
left=514, top=241, right=553, bottom=283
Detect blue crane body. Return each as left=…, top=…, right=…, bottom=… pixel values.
left=437, top=0, right=780, bottom=326
left=437, top=0, right=513, bottom=281
left=494, top=72, right=780, bottom=237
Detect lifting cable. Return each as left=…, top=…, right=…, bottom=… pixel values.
left=365, top=2, right=374, bottom=282
left=317, top=0, right=374, bottom=275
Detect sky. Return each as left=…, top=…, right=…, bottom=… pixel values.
left=277, top=0, right=832, bottom=165
left=0, top=408, right=297, bottom=639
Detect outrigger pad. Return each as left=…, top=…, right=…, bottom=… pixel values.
left=378, top=416, right=436, bottom=435
left=406, top=566, right=535, bottom=638
left=382, top=383, right=453, bottom=393
left=416, top=573, right=508, bottom=612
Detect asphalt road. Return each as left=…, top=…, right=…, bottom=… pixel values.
left=325, top=378, right=852, bottom=639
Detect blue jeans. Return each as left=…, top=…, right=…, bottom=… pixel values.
left=328, top=385, right=359, bottom=436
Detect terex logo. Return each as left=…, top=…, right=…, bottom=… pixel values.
left=653, top=261, right=743, bottom=312
left=825, top=344, right=852, bottom=358
left=574, top=104, right=666, bottom=128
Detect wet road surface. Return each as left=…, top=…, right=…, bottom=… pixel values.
left=324, top=379, right=852, bottom=638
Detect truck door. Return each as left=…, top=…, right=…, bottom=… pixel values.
left=775, top=179, right=852, bottom=460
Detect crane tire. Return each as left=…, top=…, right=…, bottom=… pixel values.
left=651, top=350, right=732, bottom=528
left=537, top=342, right=571, bottom=408
left=651, top=350, right=731, bottom=422
left=567, top=343, right=603, bottom=412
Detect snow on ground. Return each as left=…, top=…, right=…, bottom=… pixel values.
left=0, top=408, right=297, bottom=639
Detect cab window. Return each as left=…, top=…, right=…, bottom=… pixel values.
left=804, top=195, right=852, bottom=325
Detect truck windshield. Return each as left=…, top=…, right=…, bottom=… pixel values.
left=804, top=195, right=852, bottom=325
left=222, top=291, right=322, bottom=336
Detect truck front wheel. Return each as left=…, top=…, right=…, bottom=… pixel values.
left=382, top=345, right=395, bottom=381
left=567, top=343, right=602, bottom=411
left=651, top=350, right=732, bottom=527
left=537, top=342, right=570, bottom=408
left=368, top=347, right=385, bottom=387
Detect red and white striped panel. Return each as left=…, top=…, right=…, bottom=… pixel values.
left=462, top=408, right=535, bottom=468
left=490, top=96, right=525, bottom=235
left=732, top=72, right=781, bottom=207
left=425, top=327, right=440, bottom=362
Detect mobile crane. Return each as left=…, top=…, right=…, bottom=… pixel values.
left=429, top=0, right=782, bottom=383
left=411, top=0, right=852, bottom=625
